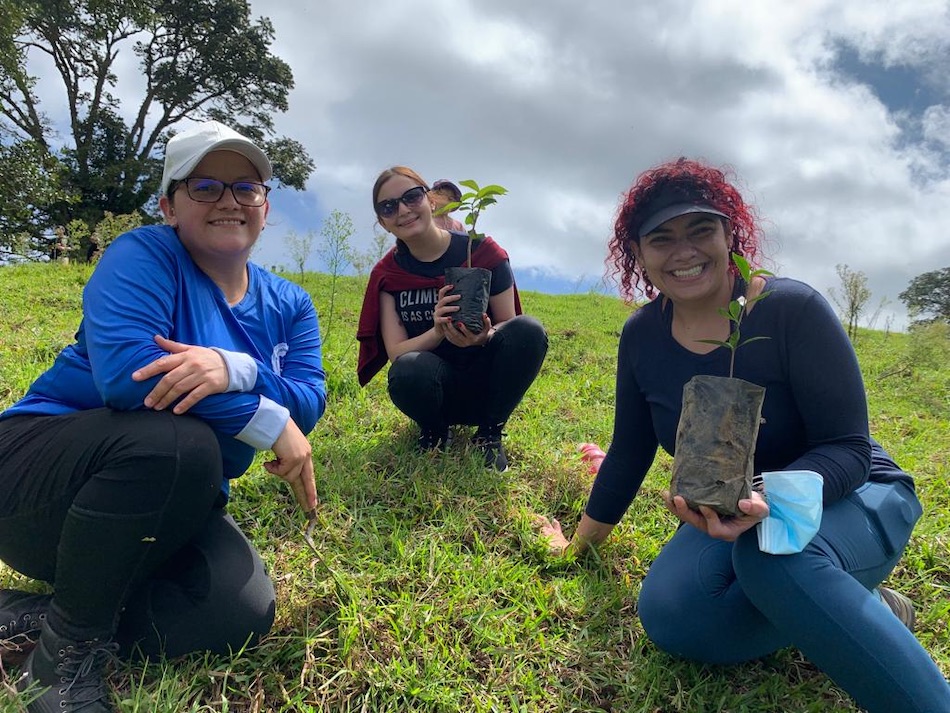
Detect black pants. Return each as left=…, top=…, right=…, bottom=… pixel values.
left=387, top=315, right=548, bottom=429
left=0, top=409, right=275, bottom=658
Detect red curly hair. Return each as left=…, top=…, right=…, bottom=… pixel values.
left=607, top=158, right=763, bottom=301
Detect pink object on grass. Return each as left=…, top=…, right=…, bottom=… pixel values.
left=578, top=443, right=606, bottom=474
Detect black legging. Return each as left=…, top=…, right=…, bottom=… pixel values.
left=0, top=409, right=275, bottom=657
left=387, top=314, right=548, bottom=429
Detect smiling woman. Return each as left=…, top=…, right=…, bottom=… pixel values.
left=357, top=165, right=548, bottom=472
left=537, top=157, right=950, bottom=713
left=0, top=121, right=327, bottom=712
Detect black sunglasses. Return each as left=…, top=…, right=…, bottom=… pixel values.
left=375, top=186, right=428, bottom=218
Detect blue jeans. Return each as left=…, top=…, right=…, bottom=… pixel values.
left=638, top=480, right=950, bottom=713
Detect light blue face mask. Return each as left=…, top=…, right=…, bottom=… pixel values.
left=756, top=470, right=824, bottom=555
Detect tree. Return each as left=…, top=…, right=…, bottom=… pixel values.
left=899, top=267, right=950, bottom=324
left=317, top=210, right=354, bottom=339
left=283, top=229, right=316, bottom=279
left=350, top=226, right=391, bottom=279
left=0, top=0, right=314, bottom=258
left=828, top=263, right=871, bottom=341
left=0, top=137, right=77, bottom=260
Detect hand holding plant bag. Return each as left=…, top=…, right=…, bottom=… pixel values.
left=436, top=180, right=507, bottom=334
left=671, top=254, right=773, bottom=516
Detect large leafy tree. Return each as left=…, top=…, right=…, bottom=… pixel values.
left=0, top=0, right=314, bottom=259
left=899, top=267, right=950, bottom=324
left=0, top=135, right=77, bottom=260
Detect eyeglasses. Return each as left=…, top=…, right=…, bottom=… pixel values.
left=177, top=178, right=270, bottom=207
left=375, top=186, right=428, bottom=218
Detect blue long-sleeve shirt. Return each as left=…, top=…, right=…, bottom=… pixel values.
left=586, top=276, right=911, bottom=525
left=1, top=225, right=327, bottom=486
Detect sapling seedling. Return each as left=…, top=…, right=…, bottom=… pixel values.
left=697, top=253, right=773, bottom=377
left=434, top=179, right=507, bottom=267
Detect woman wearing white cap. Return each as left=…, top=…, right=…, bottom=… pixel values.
left=0, top=120, right=326, bottom=711
left=538, top=158, right=950, bottom=713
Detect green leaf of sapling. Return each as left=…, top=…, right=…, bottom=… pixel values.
left=434, top=202, right=459, bottom=216
left=732, top=253, right=752, bottom=281
left=696, top=339, right=730, bottom=348
left=736, top=336, right=770, bottom=347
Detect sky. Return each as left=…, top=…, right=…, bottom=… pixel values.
left=25, top=0, right=950, bottom=330
left=240, top=0, right=950, bottom=331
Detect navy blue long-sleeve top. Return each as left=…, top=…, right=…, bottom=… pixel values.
left=585, top=276, right=912, bottom=525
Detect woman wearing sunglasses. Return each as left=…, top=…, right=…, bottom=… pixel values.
left=0, top=121, right=326, bottom=711
left=357, top=166, right=547, bottom=471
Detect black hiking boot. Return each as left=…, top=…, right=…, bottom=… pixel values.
left=473, top=423, right=508, bottom=472
left=17, top=618, right=117, bottom=712
left=417, top=426, right=452, bottom=452
left=0, top=589, right=51, bottom=666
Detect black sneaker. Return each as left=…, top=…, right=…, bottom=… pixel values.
left=473, top=424, right=508, bottom=472
left=417, top=426, right=452, bottom=452
left=17, top=618, right=117, bottom=712
left=879, top=586, right=916, bottom=631
left=0, top=589, right=51, bottom=666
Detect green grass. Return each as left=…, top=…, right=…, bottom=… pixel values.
left=0, top=263, right=947, bottom=712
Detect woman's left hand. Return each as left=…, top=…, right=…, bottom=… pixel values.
left=264, top=417, right=317, bottom=512
left=662, top=490, right=769, bottom=541
left=132, top=335, right=230, bottom=413
left=442, top=314, right=494, bottom=348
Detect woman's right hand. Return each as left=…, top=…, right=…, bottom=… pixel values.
left=534, top=515, right=571, bottom=556
left=264, top=418, right=317, bottom=512
left=663, top=490, right=769, bottom=541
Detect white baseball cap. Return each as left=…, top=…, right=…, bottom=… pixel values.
left=161, top=120, right=272, bottom=196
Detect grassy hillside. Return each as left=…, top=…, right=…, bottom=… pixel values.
left=0, top=263, right=947, bottom=712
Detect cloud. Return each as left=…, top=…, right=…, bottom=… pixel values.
left=20, top=0, right=950, bottom=330
left=246, top=0, right=950, bottom=330
left=923, top=105, right=950, bottom=148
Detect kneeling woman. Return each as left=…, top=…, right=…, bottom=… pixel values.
left=357, top=167, right=547, bottom=471
left=0, top=121, right=326, bottom=712
left=539, top=158, right=950, bottom=713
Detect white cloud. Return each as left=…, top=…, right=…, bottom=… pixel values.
left=245, top=2, right=950, bottom=326
left=923, top=105, right=950, bottom=148
left=21, top=0, right=950, bottom=331
left=243, top=0, right=950, bottom=331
